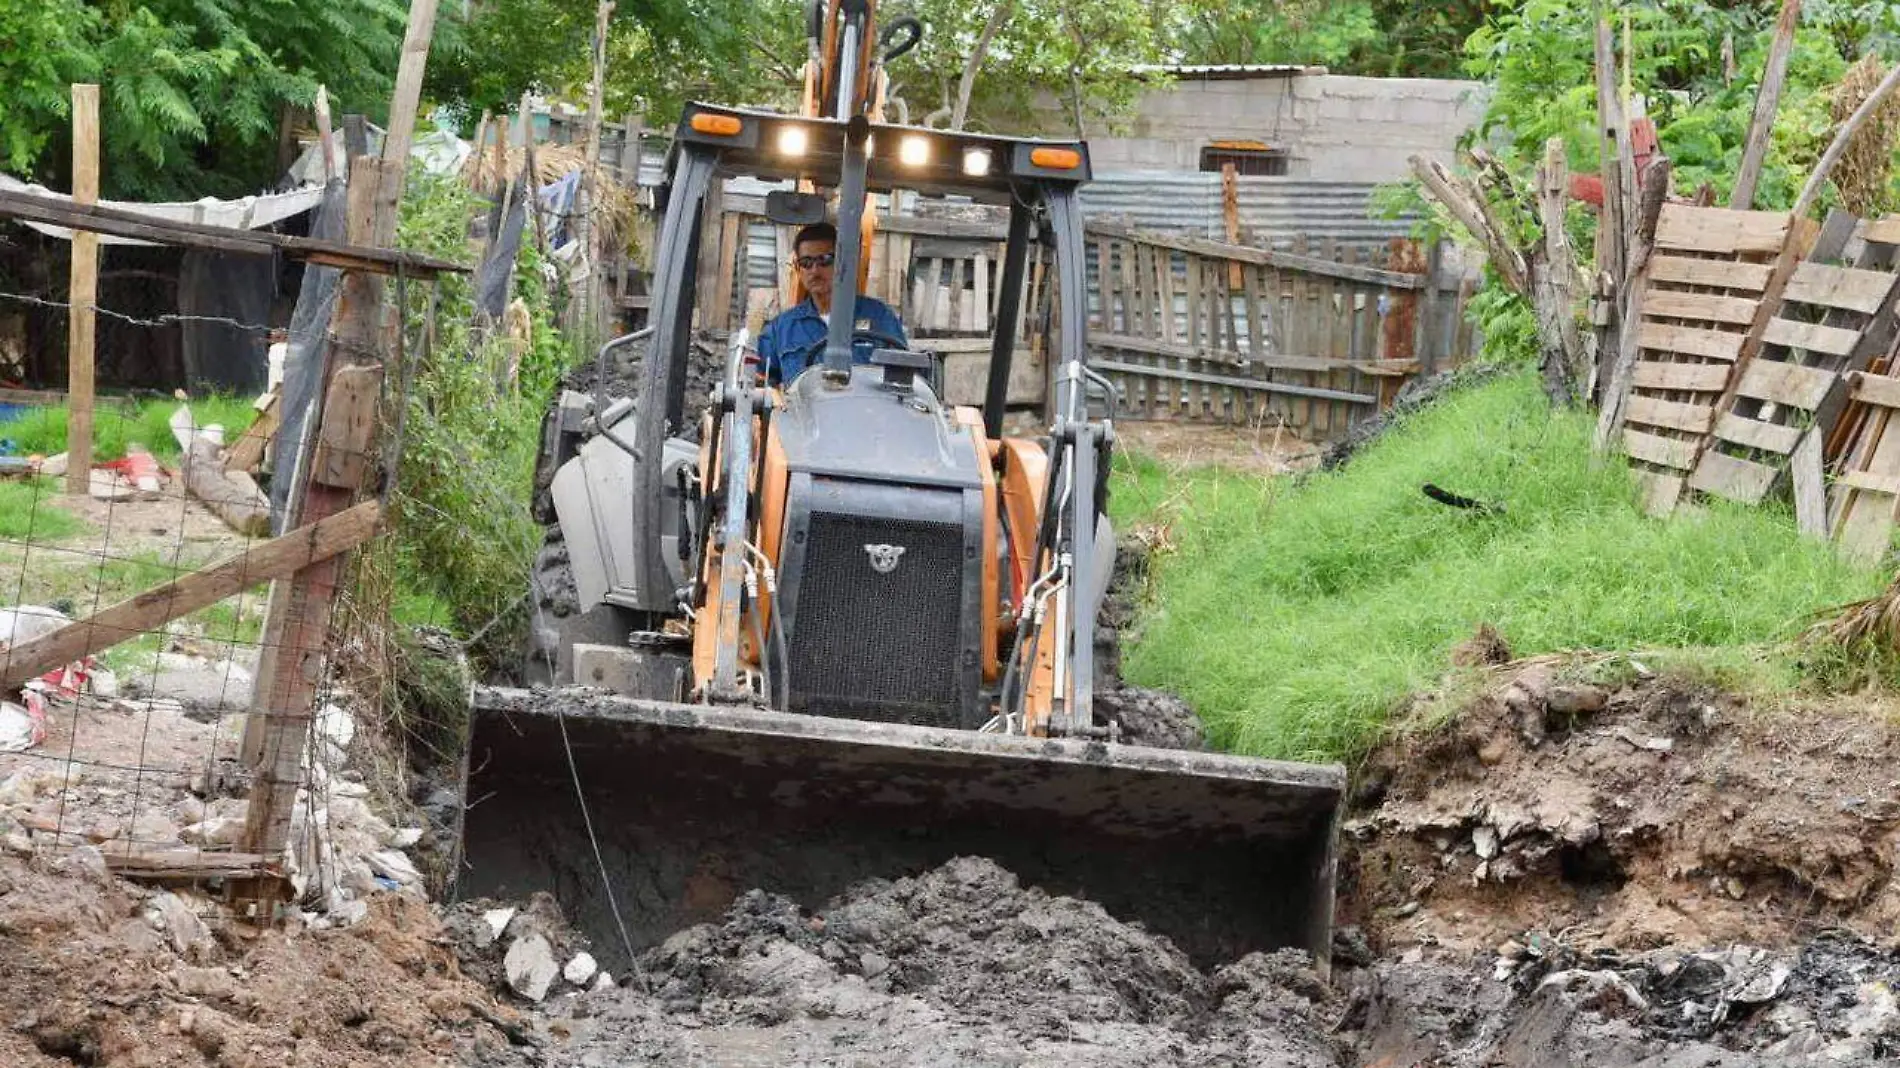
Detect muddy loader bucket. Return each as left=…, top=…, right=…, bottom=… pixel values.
left=456, top=687, right=1346, bottom=974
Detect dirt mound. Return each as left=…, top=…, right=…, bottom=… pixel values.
left=0, top=851, right=525, bottom=1067
left=1345, top=666, right=1900, bottom=955
left=521, top=856, right=1345, bottom=1066
left=1331, top=662, right=1900, bottom=1065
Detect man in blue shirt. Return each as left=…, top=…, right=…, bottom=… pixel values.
left=754, top=221, right=908, bottom=387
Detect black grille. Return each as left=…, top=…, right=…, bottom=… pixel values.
left=788, top=511, right=966, bottom=727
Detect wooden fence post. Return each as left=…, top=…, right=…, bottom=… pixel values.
left=236, top=0, right=440, bottom=907
left=66, top=84, right=99, bottom=496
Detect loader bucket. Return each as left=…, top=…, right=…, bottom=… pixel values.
left=455, top=687, right=1346, bottom=975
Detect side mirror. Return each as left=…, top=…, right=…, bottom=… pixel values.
left=765, top=190, right=828, bottom=227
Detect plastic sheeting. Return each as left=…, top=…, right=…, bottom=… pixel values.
left=178, top=249, right=273, bottom=394
left=0, top=173, right=325, bottom=247
left=269, top=180, right=348, bottom=531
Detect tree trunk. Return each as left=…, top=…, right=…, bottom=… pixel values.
left=951, top=0, right=1015, bottom=131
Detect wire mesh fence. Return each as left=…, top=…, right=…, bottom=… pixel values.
left=0, top=285, right=429, bottom=932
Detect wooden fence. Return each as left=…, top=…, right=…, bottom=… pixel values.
left=696, top=190, right=1480, bottom=440
left=1085, top=222, right=1475, bottom=438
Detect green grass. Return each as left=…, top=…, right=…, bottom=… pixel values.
left=0, top=479, right=86, bottom=541
left=0, top=395, right=259, bottom=466
left=1110, top=369, right=1887, bottom=765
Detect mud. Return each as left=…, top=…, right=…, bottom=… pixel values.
left=489, top=856, right=1348, bottom=1067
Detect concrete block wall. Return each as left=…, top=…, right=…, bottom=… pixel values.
left=1059, top=73, right=1489, bottom=183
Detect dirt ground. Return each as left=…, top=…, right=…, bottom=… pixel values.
left=9, top=656, right=1898, bottom=1065
left=1114, top=418, right=1324, bottom=477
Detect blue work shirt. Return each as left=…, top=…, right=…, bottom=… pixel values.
left=755, top=296, right=908, bottom=386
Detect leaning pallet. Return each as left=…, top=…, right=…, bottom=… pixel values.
left=1617, top=204, right=1802, bottom=517
left=1686, top=212, right=1900, bottom=525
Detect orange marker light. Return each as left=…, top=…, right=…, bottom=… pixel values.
left=690, top=113, right=744, bottom=136
left=1029, top=147, right=1081, bottom=169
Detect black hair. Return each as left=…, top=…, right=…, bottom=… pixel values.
left=793, top=221, right=837, bottom=250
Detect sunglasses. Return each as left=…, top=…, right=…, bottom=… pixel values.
left=792, top=252, right=836, bottom=269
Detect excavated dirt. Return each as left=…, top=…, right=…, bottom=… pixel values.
left=0, top=849, right=528, bottom=1067
left=459, top=856, right=1347, bottom=1067
left=8, top=661, right=1900, bottom=1065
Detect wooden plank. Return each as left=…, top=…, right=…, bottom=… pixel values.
left=1792, top=430, right=1828, bottom=537
left=1864, top=216, right=1900, bottom=247
left=1634, top=469, right=1686, bottom=517
left=1688, top=449, right=1779, bottom=502
left=1762, top=317, right=1861, bottom=358
left=1631, top=360, right=1732, bottom=391
left=0, top=501, right=383, bottom=688
left=1156, top=247, right=1177, bottom=345
left=1849, top=370, right=1900, bottom=409
left=1653, top=204, right=1794, bottom=255
left=1713, top=411, right=1803, bottom=454
left=973, top=250, right=990, bottom=333
left=1731, top=0, right=1803, bottom=209
left=1736, top=359, right=1835, bottom=409
left=1242, top=263, right=1264, bottom=360
left=0, top=190, right=465, bottom=277
left=66, top=83, right=99, bottom=497
left=1839, top=468, right=1900, bottom=496
left=1625, top=394, right=1715, bottom=434
left=1784, top=262, right=1895, bottom=315
left=1092, top=359, right=1377, bottom=405
left=946, top=257, right=965, bottom=333
left=1623, top=428, right=1699, bottom=470
left=1094, top=237, right=1115, bottom=331
left=1642, top=290, right=1758, bottom=325
left=311, top=365, right=380, bottom=488
left=1092, top=332, right=1419, bottom=375
left=1085, top=220, right=1426, bottom=289
left=1648, top=255, right=1774, bottom=291
left=1185, top=253, right=1202, bottom=350
left=1638, top=321, right=1746, bottom=361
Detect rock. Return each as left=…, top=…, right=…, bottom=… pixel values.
left=591, top=972, right=614, bottom=992
left=563, top=951, right=598, bottom=987
left=1473, top=825, right=1499, bottom=859
left=481, top=907, right=517, bottom=946
left=860, top=950, right=891, bottom=978
left=1498, top=940, right=1527, bottom=960
left=146, top=892, right=214, bottom=958
left=1843, top=981, right=1897, bottom=1037
left=1547, top=684, right=1609, bottom=715
left=504, top=933, right=559, bottom=1002
left=55, top=844, right=110, bottom=883
left=181, top=818, right=244, bottom=847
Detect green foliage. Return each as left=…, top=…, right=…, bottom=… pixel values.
left=387, top=168, right=577, bottom=658
left=1460, top=0, right=1897, bottom=211
left=1109, top=371, right=1883, bottom=764
left=1168, top=0, right=1492, bottom=77
left=429, top=0, right=807, bottom=123
left=0, top=0, right=405, bottom=199
left=0, top=396, right=258, bottom=467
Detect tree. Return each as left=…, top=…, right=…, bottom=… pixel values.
left=427, top=0, right=807, bottom=126
left=1167, top=0, right=1494, bottom=78
left=879, top=0, right=1167, bottom=134
left=0, top=0, right=407, bottom=199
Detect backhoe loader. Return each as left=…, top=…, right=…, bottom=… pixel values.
left=457, top=0, right=1345, bottom=975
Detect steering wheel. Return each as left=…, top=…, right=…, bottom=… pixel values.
left=776, top=328, right=914, bottom=374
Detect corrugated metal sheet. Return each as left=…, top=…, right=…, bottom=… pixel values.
left=1079, top=172, right=1420, bottom=251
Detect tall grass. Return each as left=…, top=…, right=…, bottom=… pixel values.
left=1111, top=370, right=1886, bottom=764
left=0, top=395, right=259, bottom=465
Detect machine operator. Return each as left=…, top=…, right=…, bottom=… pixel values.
left=755, top=221, right=908, bottom=386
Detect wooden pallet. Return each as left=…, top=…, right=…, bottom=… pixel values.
left=1688, top=213, right=1900, bottom=518
left=1618, top=204, right=1799, bottom=516
left=1829, top=350, right=1900, bottom=563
